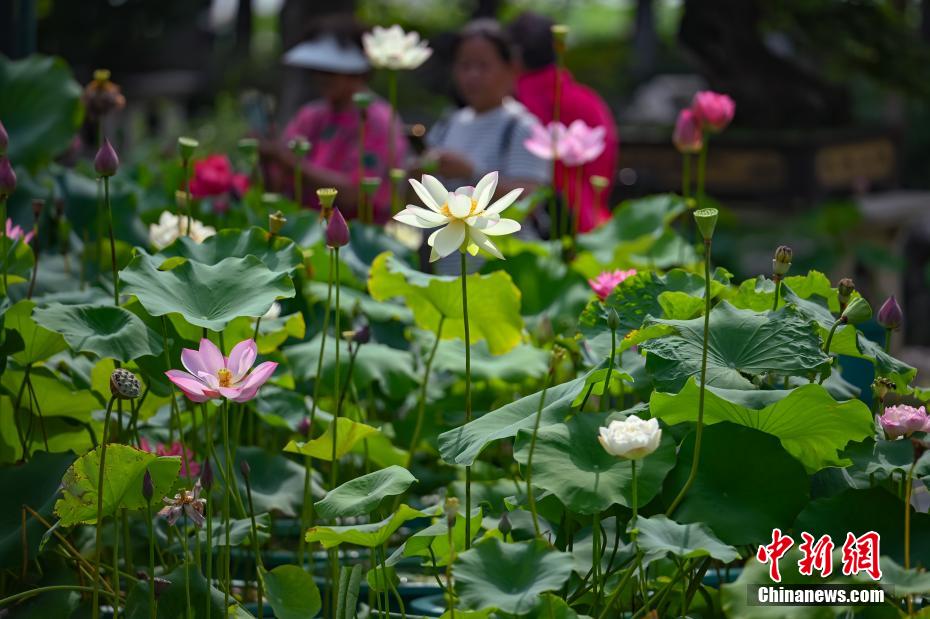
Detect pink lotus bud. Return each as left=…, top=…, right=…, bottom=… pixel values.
left=691, top=91, right=735, bottom=133
left=0, top=120, right=8, bottom=155
left=326, top=207, right=350, bottom=248
left=142, top=470, right=154, bottom=502
left=297, top=416, right=311, bottom=438
left=239, top=458, right=251, bottom=479
left=0, top=156, right=16, bottom=200
left=200, top=459, right=214, bottom=491
left=94, top=139, right=120, bottom=177
left=878, top=404, right=930, bottom=439
left=672, top=109, right=703, bottom=154
left=877, top=295, right=903, bottom=330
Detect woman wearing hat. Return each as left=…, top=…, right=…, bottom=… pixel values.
left=261, top=15, right=407, bottom=221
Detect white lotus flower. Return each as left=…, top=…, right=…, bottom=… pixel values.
left=363, top=25, right=433, bottom=71
left=394, top=172, right=522, bottom=262
left=384, top=220, right=423, bottom=251
left=598, top=416, right=662, bottom=460
left=149, top=210, right=217, bottom=250
left=261, top=302, right=281, bottom=320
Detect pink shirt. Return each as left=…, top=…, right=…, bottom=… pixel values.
left=282, top=96, right=407, bottom=221
left=515, top=66, right=619, bottom=232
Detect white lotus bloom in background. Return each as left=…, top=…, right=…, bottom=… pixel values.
left=394, top=172, right=522, bottom=262
left=363, top=25, right=433, bottom=70
left=149, top=210, right=217, bottom=250
left=598, top=416, right=662, bottom=460
left=384, top=220, right=424, bottom=251
left=261, top=302, right=281, bottom=321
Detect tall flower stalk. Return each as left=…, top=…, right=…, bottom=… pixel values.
left=326, top=207, right=350, bottom=489
left=459, top=251, right=474, bottom=547
left=95, top=139, right=120, bottom=305
left=288, top=138, right=310, bottom=207
left=525, top=351, right=559, bottom=538
left=666, top=208, right=717, bottom=516
left=550, top=24, right=567, bottom=239
left=178, top=137, right=198, bottom=235
left=352, top=93, right=373, bottom=223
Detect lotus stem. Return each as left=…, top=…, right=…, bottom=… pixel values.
left=244, top=465, right=264, bottom=619
left=387, top=70, right=398, bottom=215
left=526, top=358, right=556, bottom=538
left=26, top=208, right=39, bottom=300
left=146, top=498, right=155, bottom=619
left=592, top=509, right=602, bottom=615
left=682, top=154, right=691, bottom=201
left=597, top=552, right=642, bottom=619
left=202, top=406, right=213, bottom=619
left=221, top=399, right=232, bottom=610
left=772, top=278, right=782, bottom=312
left=461, top=251, right=473, bottom=548
left=92, top=396, right=118, bottom=619
left=180, top=514, right=191, bottom=619
left=112, top=509, right=120, bottom=619
left=331, top=246, right=341, bottom=490
left=696, top=142, right=708, bottom=206
left=405, top=317, right=445, bottom=470
left=0, top=585, right=97, bottom=609
left=603, top=328, right=616, bottom=412
left=884, top=328, right=892, bottom=354
left=666, top=239, right=712, bottom=516
left=104, top=176, right=119, bottom=306
left=1, top=196, right=7, bottom=293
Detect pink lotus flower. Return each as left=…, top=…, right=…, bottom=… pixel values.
left=158, top=480, right=206, bottom=528
left=691, top=91, right=735, bottom=133
left=5, top=218, right=33, bottom=244
left=672, top=109, right=703, bottom=154
left=589, top=268, right=637, bottom=301
left=189, top=154, right=249, bottom=213
left=878, top=404, right=930, bottom=439
left=524, top=120, right=606, bottom=167
left=166, top=338, right=277, bottom=403
left=140, top=438, right=201, bottom=479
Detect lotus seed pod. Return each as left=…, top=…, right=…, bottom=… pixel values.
left=177, top=136, right=199, bottom=161
left=772, top=245, right=792, bottom=277
left=110, top=368, right=141, bottom=399
left=693, top=207, right=718, bottom=241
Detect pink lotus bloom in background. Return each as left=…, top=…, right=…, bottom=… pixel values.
left=589, top=268, right=637, bottom=300
left=166, top=338, right=277, bottom=403
left=140, top=438, right=201, bottom=478
left=189, top=155, right=249, bottom=213
left=5, top=218, right=33, bottom=244
left=673, top=109, right=703, bottom=154
left=691, top=91, right=735, bottom=133
left=524, top=121, right=570, bottom=161
left=561, top=120, right=607, bottom=167
left=878, top=404, right=930, bottom=439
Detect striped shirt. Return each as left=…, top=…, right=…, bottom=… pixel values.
left=426, top=97, right=550, bottom=188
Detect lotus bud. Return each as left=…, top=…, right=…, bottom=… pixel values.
left=200, top=459, right=214, bottom=491
left=598, top=415, right=662, bottom=460
left=110, top=368, right=141, bottom=400
left=0, top=120, right=7, bottom=155
left=0, top=156, right=15, bottom=200
left=237, top=137, right=258, bottom=160
left=772, top=245, right=792, bottom=278
left=444, top=497, right=459, bottom=528
left=288, top=137, right=311, bottom=158
left=498, top=512, right=512, bottom=537
left=361, top=176, right=381, bottom=197
left=352, top=92, right=374, bottom=112
left=876, top=295, right=903, bottom=330
left=913, top=438, right=929, bottom=463
left=693, top=207, right=718, bottom=241
left=269, top=210, right=287, bottom=235
left=177, top=136, right=199, bottom=162
left=606, top=307, right=620, bottom=332
left=672, top=108, right=703, bottom=155
left=142, top=469, right=154, bottom=502
left=590, top=175, right=609, bottom=191
left=297, top=416, right=311, bottom=438
left=551, top=24, right=569, bottom=55
left=871, top=377, right=895, bottom=402
left=317, top=187, right=337, bottom=217
left=239, top=458, right=251, bottom=480
left=837, top=278, right=855, bottom=309
left=326, top=207, right=350, bottom=248
left=94, top=139, right=120, bottom=177
left=353, top=324, right=371, bottom=345
left=840, top=296, right=871, bottom=325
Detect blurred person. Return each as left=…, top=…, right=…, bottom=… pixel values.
left=260, top=15, right=407, bottom=221
left=421, top=18, right=549, bottom=199
left=508, top=11, right=618, bottom=232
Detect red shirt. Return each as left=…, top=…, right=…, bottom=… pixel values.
left=515, top=66, right=618, bottom=232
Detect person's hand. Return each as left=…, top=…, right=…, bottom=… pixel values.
left=427, top=149, right=475, bottom=180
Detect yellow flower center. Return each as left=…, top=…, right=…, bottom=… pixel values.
left=217, top=368, right=233, bottom=388
left=440, top=198, right=479, bottom=220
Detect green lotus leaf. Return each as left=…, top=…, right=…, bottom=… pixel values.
left=650, top=379, right=874, bottom=472
left=0, top=55, right=82, bottom=169
left=315, top=466, right=417, bottom=519
left=124, top=563, right=253, bottom=618
left=158, top=227, right=302, bottom=274
left=640, top=301, right=831, bottom=391
left=432, top=339, right=550, bottom=383
left=438, top=372, right=590, bottom=467
left=1, top=236, right=34, bottom=292
left=218, top=447, right=322, bottom=518
left=513, top=410, right=676, bottom=514
left=662, top=423, right=809, bottom=545
left=454, top=538, right=575, bottom=615
left=261, top=564, right=322, bottom=619
left=2, top=366, right=100, bottom=421
left=4, top=299, right=67, bottom=364
left=284, top=417, right=379, bottom=462
left=305, top=504, right=425, bottom=549
left=634, top=514, right=740, bottom=565
left=32, top=303, right=163, bottom=362
left=120, top=252, right=295, bottom=331
left=54, top=444, right=180, bottom=526
left=368, top=251, right=523, bottom=355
